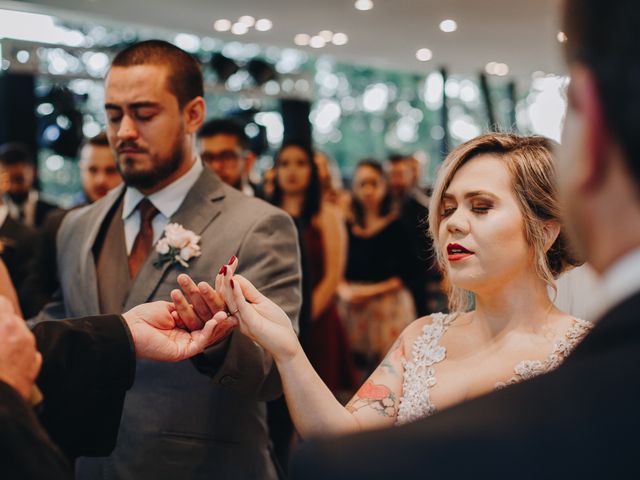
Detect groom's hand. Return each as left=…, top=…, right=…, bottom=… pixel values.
left=171, top=274, right=237, bottom=346
left=121, top=301, right=221, bottom=362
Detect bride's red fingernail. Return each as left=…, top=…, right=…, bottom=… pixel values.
left=220, top=265, right=227, bottom=275
left=228, top=255, right=236, bottom=265
left=230, top=279, right=235, bottom=289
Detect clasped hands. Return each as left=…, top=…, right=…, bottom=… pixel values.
left=171, top=256, right=301, bottom=364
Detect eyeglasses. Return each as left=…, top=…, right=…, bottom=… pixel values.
left=201, top=149, right=243, bottom=164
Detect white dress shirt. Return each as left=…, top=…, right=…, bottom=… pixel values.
left=121, top=159, right=203, bottom=254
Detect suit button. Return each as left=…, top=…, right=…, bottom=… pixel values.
left=220, top=375, right=236, bottom=386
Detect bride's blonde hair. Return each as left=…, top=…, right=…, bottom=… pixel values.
left=428, top=133, right=582, bottom=312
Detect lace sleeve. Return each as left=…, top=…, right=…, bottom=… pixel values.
left=395, top=313, right=455, bottom=425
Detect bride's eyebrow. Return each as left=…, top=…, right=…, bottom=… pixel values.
left=442, top=191, right=498, bottom=201
left=464, top=191, right=499, bottom=200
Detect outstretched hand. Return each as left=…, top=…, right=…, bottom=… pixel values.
left=122, top=301, right=221, bottom=362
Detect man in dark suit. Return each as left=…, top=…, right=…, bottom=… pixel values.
left=292, top=1, right=640, bottom=477
left=1, top=297, right=226, bottom=479
left=387, top=154, right=441, bottom=316
left=0, top=211, right=37, bottom=313
left=39, top=40, right=301, bottom=479
left=0, top=143, right=62, bottom=229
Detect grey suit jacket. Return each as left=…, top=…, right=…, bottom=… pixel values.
left=39, top=167, right=302, bottom=480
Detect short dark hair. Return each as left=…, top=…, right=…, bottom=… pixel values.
left=0, top=142, right=34, bottom=167
left=563, top=0, right=640, bottom=186
left=351, top=159, right=393, bottom=227
left=110, top=40, right=203, bottom=107
left=271, top=140, right=321, bottom=225
left=82, top=131, right=109, bottom=149
left=387, top=153, right=409, bottom=164
left=197, top=118, right=250, bottom=150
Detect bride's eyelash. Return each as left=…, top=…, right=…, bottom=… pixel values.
left=472, top=206, right=491, bottom=213
left=440, top=207, right=455, bottom=217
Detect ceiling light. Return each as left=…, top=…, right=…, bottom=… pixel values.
left=255, top=18, right=273, bottom=31
left=294, top=33, right=311, bottom=46
left=439, top=19, right=457, bottom=33
left=319, top=30, right=334, bottom=42
left=486, top=61, right=509, bottom=76
left=557, top=31, right=568, bottom=43
left=309, top=35, right=326, bottom=48
left=355, top=0, right=374, bottom=11
left=231, top=22, right=249, bottom=35
left=332, top=33, right=349, bottom=46
left=213, top=19, right=232, bottom=32
left=238, top=15, right=255, bottom=27
left=416, top=48, right=433, bottom=62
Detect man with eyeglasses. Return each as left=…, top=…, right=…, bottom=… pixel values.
left=197, top=118, right=261, bottom=197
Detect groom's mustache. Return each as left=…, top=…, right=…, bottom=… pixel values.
left=116, top=140, right=148, bottom=154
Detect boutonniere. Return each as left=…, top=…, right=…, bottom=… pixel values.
left=153, top=223, right=201, bottom=269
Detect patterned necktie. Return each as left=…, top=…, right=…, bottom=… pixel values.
left=128, top=198, right=159, bottom=279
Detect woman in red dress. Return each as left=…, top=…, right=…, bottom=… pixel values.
left=272, top=140, right=357, bottom=395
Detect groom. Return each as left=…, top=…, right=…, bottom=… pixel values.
left=39, top=40, right=301, bottom=479
left=292, top=0, right=640, bottom=477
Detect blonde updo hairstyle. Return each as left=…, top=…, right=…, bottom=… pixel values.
left=428, top=133, right=582, bottom=312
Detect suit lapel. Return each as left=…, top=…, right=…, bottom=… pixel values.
left=124, top=169, right=226, bottom=309
left=79, top=185, right=126, bottom=315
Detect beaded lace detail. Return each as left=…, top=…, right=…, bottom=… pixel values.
left=494, top=318, right=592, bottom=389
left=395, top=312, right=457, bottom=425
left=395, top=314, right=592, bottom=426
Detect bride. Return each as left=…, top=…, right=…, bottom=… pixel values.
left=175, top=133, right=591, bottom=436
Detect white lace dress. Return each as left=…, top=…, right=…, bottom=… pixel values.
left=395, top=312, right=592, bottom=425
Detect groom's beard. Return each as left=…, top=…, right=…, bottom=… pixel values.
left=116, top=135, right=184, bottom=191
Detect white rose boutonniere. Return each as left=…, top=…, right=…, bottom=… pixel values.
left=153, top=223, right=201, bottom=269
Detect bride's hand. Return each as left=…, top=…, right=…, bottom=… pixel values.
left=216, top=258, right=301, bottom=363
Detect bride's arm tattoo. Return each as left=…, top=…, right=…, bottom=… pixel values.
left=379, top=337, right=404, bottom=376
left=346, top=380, right=397, bottom=418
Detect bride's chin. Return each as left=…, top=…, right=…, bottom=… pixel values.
left=447, top=272, right=485, bottom=293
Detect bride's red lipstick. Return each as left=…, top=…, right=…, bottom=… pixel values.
left=447, top=243, right=474, bottom=262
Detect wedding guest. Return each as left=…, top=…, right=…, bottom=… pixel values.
left=268, top=140, right=356, bottom=473
left=197, top=118, right=261, bottom=196
left=75, top=131, right=122, bottom=206
left=189, top=133, right=589, bottom=442
left=386, top=154, right=441, bottom=317
left=272, top=140, right=356, bottom=393
left=0, top=143, right=61, bottom=229
left=338, top=159, right=418, bottom=377
left=38, top=40, right=301, bottom=480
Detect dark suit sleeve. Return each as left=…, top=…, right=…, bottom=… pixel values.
left=0, top=381, right=72, bottom=480
left=33, top=314, right=136, bottom=459
left=192, top=210, right=302, bottom=401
